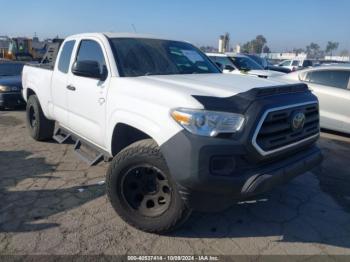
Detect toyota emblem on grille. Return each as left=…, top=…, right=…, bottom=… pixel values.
left=291, top=112, right=306, bottom=131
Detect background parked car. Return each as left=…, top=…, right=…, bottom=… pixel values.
left=276, top=59, right=314, bottom=71
left=207, top=53, right=285, bottom=78
left=13, top=52, right=34, bottom=62
left=0, top=61, right=26, bottom=110
left=273, top=65, right=350, bottom=134
left=245, top=54, right=292, bottom=73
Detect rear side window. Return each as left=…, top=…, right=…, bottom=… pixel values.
left=58, top=40, right=75, bottom=73
left=292, top=60, right=299, bottom=66
left=309, top=70, right=350, bottom=89
left=75, top=40, right=106, bottom=74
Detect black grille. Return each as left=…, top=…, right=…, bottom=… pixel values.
left=255, top=103, right=319, bottom=152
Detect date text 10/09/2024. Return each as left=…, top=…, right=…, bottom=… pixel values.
left=127, top=255, right=220, bottom=261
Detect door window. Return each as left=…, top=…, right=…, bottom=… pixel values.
left=58, top=40, right=75, bottom=73
left=309, top=70, right=350, bottom=89
left=75, top=40, right=106, bottom=75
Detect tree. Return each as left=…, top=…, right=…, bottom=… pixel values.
left=262, top=45, right=270, bottom=53
left=306, top=42, right=321, bottom=59
left=325, top=41, right=339, bottom=56
left=241, top=35, right=267, bottom=54
left=253, top=35, right=267, bottom=53
left=241, top=42, right=251, bottom=53
left=199, top=45, right=217, bottom=53
left=293, top=48, right=305, bottom=55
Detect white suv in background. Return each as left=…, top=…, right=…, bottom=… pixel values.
left=277, top=59, right=314, bottom=71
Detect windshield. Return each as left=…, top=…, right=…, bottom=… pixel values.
left=109, top=38, right=220, bottom=77
left=279, top=60, right=291, bottom=66
left=0, top=63, right=24, bottom=76
left=247, top=55, right=268, bottom=68
left=208, top=56, right=235, bottom=69
left=229, top=56, right=263, bottom=71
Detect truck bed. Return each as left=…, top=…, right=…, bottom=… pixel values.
left=22, top=64, right=54, bottom=117
left=26, top=63, right=54, bottom=71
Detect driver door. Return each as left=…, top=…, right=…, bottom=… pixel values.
left=66, top=38, right=110, bottom=147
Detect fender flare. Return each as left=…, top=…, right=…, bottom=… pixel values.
left=106, top=110, right=168, bottom=154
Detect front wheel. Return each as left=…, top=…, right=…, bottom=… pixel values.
left=106, top=139, right=191, bottom=234
left=26, top=95, right=55, bottom=141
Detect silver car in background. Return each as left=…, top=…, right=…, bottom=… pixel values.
left=273, top=65, right=350, bottom=134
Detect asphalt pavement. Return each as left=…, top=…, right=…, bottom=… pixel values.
left=0, top=110, right=349, bottom=255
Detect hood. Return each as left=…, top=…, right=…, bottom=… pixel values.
left=267, top=65, right=291, bottom=73
left=131, top=73, right=288, bottom=98
left=247, top=70, right=285, bottom=78
left=269, top=71, right=301, bottom=83
left=0, top=75, right=22, bottom=87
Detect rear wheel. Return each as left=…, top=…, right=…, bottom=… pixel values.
left=107, top=139, right=191, bottom=234
left=26, top=95, right=55, bottom=141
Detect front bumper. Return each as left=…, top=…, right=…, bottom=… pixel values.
left=161, top=131, right=322, bottom=211
left=0, top=92, right=26, bottom=108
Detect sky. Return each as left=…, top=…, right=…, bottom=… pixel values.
left=0, top=0, right=349, bottom=53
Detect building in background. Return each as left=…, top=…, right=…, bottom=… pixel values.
left=234, top=44, right=241, bottom=54
left=218, top=33, right=230, bottom=53
left=324, top=56, right=350, bottom=62
left=0, top=34, right=64, bottom=62
left=0, top=36, right=10, bottom=59
left=262, top=52, right=307, bottom=60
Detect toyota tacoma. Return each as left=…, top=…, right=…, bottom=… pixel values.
left=22, top=33, right=322, bottom=233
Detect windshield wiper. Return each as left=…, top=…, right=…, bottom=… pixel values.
left=144, top=72, right=168, bottom=76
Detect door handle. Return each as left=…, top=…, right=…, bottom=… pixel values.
left=98, top=98, right=105, bottom=105
left=66, top=85, right=76, bottom=91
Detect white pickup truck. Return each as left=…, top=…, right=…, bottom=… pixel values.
left=22, top=33, right=322, bottom=233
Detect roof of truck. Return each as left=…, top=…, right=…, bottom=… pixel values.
left=205, top=53, right=228, bottom=57
left=296, top=64, right=350, bottom=72
left=66, top=32, right=176, bottom=41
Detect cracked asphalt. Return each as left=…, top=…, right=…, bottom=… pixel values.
left=0, top=110, right=350, bottom=255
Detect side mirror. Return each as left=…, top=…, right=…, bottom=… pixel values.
left=72, top=60, right=107, bottom=80
left=224, top=65, right=235, bottom=71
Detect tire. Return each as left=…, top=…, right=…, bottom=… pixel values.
left=107, top=139, right=191, bottom=234
left=26, top=95, right=55, bottom=141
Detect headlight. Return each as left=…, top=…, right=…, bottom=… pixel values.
left=0, top=85, right=20, bottom=92
left=171, top=108, right=245, bottom=137
left=0, top=85, right=10, bottom=92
